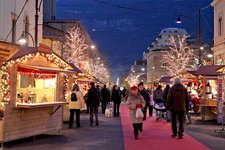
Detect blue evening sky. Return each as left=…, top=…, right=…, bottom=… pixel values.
left=57, top=0, right=213, bottom=82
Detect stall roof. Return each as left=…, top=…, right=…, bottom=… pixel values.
left=9, top=44, right=51, bottom=60
left=68, top=63, right=82, bottom=73
left=8, top=44, right=82, bottom=73
left=195, top=65, right=225, bottom=76
left=159, top=76, right=172, bottom=83
left=0, top=41, right=20, bottom=61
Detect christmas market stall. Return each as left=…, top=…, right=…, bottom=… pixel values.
left=194, top=65, right=225, bottom=123
left=0, top=45, right=76, bottom=146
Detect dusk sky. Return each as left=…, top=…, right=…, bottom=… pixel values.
left=56, top=0, right=213, bottom=83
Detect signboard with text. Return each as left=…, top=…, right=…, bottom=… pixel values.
left=217, top=76, right=224, bottom=123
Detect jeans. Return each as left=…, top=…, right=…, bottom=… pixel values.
left=133, top=123, right=143, bottom=138
left=143, top=103, right=153, bottom=119
left=113, top=102, right=120, bottom=117
left=166, top=110, right=172, bottom=121
left=90, top=105, right=99, bottom=124
left=171, top=111, right=185, bottom=136
left=101, top=101, right=107, bottom=114
left=69, top=109, right=80, bottom=128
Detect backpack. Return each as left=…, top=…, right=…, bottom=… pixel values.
left=71, top=93, right=77, bottom=101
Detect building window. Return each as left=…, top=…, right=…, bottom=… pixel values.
left=219, top=17, right=222, bottom=36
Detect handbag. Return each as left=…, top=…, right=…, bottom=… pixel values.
left=136, top=108, right=144, bottom=119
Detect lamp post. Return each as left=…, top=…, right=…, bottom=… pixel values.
left=18, top=31, right=35, bottom=46
left=176, top=5, right=211, bottom=66
left=35, top=0, right=43, bottom=47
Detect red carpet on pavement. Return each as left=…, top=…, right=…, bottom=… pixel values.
left=120, top=105, right=210, bottom=150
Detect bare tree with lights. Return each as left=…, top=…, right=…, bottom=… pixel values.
left=161, top=35, right=196, bottom=77
left=63, top=25, right=111, bottom=84
left=127, top=74, right=140, bottom=86
left=63, top=25, right=89, bottom=68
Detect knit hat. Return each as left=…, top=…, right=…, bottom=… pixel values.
left=130, top=86, right=138, bottom=91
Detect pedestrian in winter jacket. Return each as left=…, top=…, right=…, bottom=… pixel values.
left=166, top=78, right=189, bottom=139
left=69, top=84, right=85, bottom=128
left=87, top=82, right=101, bottom=126
left=138, top=82, right=150, bottom=120
left=127, top=86, right=146, bottom=139
left=153, top=85, right=164, bottom=120
left=111, top=85, right=121, bottom=117
left=163, top=84, right=171, bottom=122
left=101, top=85, right=110, bottom=114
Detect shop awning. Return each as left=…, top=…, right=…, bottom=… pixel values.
left=195, top=65, right=225, bottom=76
left=18, top=65, right=76, bottom=74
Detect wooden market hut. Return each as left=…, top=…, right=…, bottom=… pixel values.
left=0, top=44, right=78, bottom=147
left=194, top=65, right=225, bottom=123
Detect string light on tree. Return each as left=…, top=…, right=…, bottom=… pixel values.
left=161, top=35, right=196, bottom=77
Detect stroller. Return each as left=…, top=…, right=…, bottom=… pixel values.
left=154, top=99, right=166, bottom=121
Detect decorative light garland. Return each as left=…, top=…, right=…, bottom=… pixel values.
left=63, top=74, right=69, bottom=101
left=1, top=52, right=70, bottom=104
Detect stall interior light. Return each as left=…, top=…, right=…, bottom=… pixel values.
left=207, top=54, right=213, bottom=58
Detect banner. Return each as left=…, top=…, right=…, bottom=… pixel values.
left=217, top=76, right=224, bottom=123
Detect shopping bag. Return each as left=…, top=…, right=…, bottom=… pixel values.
left=136, top=108, right=144, bottom=119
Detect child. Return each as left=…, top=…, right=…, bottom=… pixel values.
left=126, top=86, right=146, bottom=139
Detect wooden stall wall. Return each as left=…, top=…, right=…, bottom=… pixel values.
left=2, top=65, right=64, bottom=142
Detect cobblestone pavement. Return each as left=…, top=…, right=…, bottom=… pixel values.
left=3, top=111, right=124, bottom=150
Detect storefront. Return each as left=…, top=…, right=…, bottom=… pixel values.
left=0, top=46, right=76, bottom=146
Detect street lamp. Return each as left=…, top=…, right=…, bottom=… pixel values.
left=176, top=5, right=211, bottom=66
left=18, top=31, right=35, bottom=46
left=91, top=45, right=96, bottom=49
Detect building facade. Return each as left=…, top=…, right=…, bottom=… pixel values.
left=0, top=0, right=43, bottom=47
left=131, top=60, right=147, bottom=82
left=144, top=28, right=189, bottom=83
left=211, top=0, right=225, bottom=65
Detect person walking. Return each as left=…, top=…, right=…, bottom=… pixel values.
left=163, top=84, right=171, bottom=122
left=122, top=87, right=127, bottom=101
left=111, top=85, right=122, bottom=117
left=138, top=82, right=150, bottom=120
left=69, top=84, right=85, bottom=128
left=166, top=78, right=189, bottom=139
left=87, top=82, right=101, bottom=126
left=149, top=90, right=154, bottom=117
left=126, top=86, right=146, bottom=139
left=153, top=85, right=164, bottom=120
left=101, top=85, right=110, bottom=114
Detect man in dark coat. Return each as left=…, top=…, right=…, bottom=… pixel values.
left=138, top=82, right=150, bottom=121
left=111, top=85, right=121, bottom=117
left=166, top=78, right=189, bottom=139
left=101, top=85, right=110, bottom=114
left=87, top=82, right=101, bottom=126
